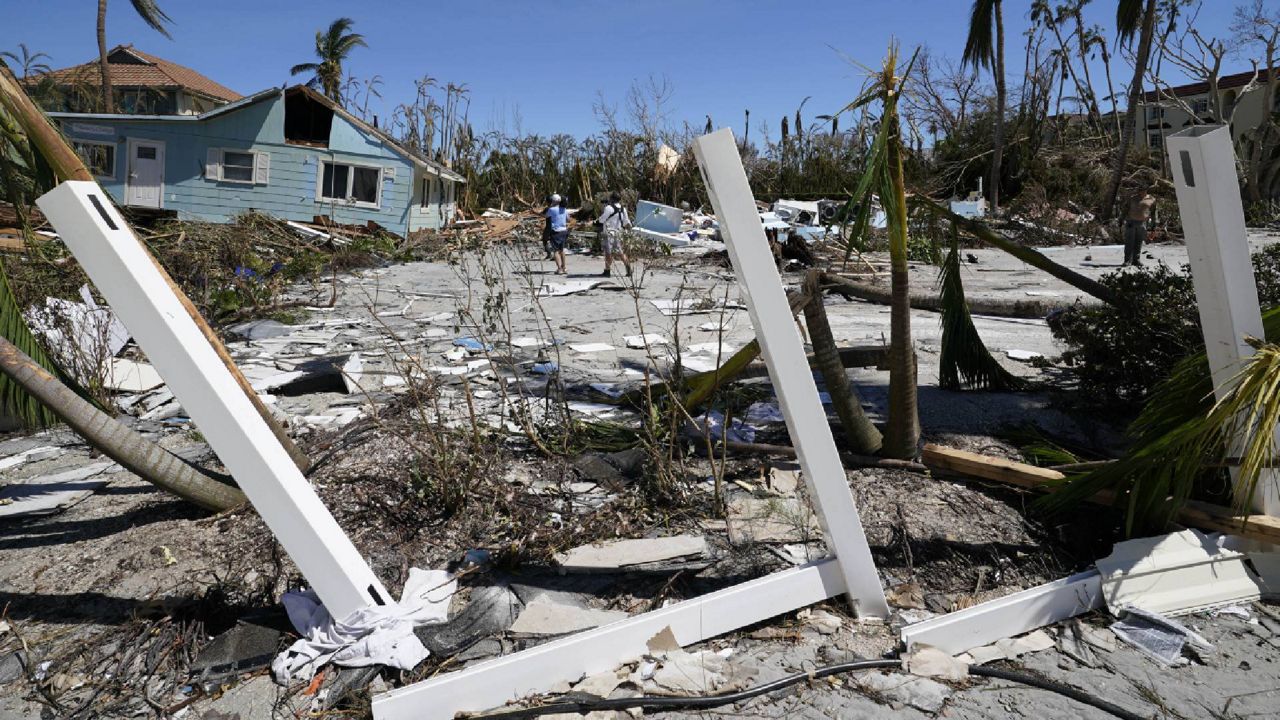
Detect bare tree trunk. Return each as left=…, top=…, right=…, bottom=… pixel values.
left=0, top=336, right=246, bottom=511
left=803, top=271, right=882, bottom=454
left=1102, top=0, right=1158, bottom=222
left=989, top=0, right=1007, bottom=214
left=97, top=0, right=113, bottom=113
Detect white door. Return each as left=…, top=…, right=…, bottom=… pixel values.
left=126, top=139, right=164, bottom=208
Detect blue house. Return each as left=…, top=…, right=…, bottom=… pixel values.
left=51, top=86, right=465, bottom=236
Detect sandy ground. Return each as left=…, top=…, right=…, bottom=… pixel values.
left=0, top=233, right=1278, bottom=718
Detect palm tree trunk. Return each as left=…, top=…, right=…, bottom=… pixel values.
left=97, top=0, right=113, bottom=113
left=1101, top=0, right=1158, bottom=222
left=803, top=270, right=882, bottom=454
left=883, top=110, right=920, bottom=460
left=0, top=335, right=245, bottom=511
left=1101, top=45, right=1121, bottom=141
left=989, top=0, right=1007, bottom=214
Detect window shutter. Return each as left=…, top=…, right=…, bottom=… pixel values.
left=255, top=152, right=271, bottom=185
left=205, top=148, right=220, bottom=180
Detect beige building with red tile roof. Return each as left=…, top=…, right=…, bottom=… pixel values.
left=31, top=45, right=240, bottom=115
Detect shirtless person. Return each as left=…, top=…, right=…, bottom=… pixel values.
left=1123, top=181, right=1156, bottom=267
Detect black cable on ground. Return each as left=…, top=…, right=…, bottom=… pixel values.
left=968, top=665, right=1147, bottom=720
left=467, top=657, right=1149, bottom=720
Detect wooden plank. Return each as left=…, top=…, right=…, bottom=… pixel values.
left=37, top=181, right=386, bottom=619
left=373, top=558, right=844, bottom=720
left=922, top=443, right=1280, bottom=545
left=922, top=444, right=1065, bottom=488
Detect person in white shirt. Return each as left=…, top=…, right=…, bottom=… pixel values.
left=596, top=192, right=631, bottom=277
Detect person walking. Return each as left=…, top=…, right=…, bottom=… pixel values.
left=540, top=194, right=556, bottom=260
left=597, top=192, right=631, bottom=277
left=1123, top=180, right=1155, bottom=267
left=546, top=194, right=570, bottom=275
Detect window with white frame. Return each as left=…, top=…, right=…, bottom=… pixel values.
left=1192, top=98, right=1211, bottom=115
left=319, top=161, right=381, bottom=207
left=221, top=150, right=256, bottom=183
left=73, top=140, right=115, bottom=178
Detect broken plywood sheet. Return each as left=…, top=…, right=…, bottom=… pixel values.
left=1096, top=529, right=1263, bottom=617
left=508, top=601, right=628, bottom=636
left=0, top=461, right=115, bottom=518
left=725, top=496, right=821, bottom=545
left=554, top=535, right=709, bottom=573
left=105, top=358, right=164, bottom=393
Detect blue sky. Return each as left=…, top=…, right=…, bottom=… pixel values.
left=4, top=0, right=1245, bottom=141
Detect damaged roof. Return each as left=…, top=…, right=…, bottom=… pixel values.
left=49, top=84, right=466, bottom=183
left=33, top=45, right=242, bottom=102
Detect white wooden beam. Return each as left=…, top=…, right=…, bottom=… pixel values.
left=1166, top=125, right=1280, bottom=515
left=36, top=181, right=387, bottom=619
left=901, top=570, right=1103, bottom=655
left=372, top=558, right=844, bottom=720
left=691, top=128, right=890, bottom=618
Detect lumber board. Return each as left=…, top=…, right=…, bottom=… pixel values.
left=922, top=443, right=1280, bottom=546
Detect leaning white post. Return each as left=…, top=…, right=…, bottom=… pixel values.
left=692, top=128, right=890, bottom=616
left=37, top=181, right=388, bottom=618
left=368, top=129, right=887, bottom=720
left=1166, top=125, right=1280, bottom=515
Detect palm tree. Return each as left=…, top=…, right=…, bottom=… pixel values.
left=1101, top=0, right=1159, bottom=221
left=290, top=18, right=367, bottom=105
left=97, top=0, right=173, bottom=113
left=963, top=0, right=1007, bottom=214
left=840, top=44, right=921, bottom=459
left=1, top=44, right=52, bottom=80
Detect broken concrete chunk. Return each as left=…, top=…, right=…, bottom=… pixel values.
left=554, top=535, right=708, bottom=573
left=508, top=601, right=628, bottom=636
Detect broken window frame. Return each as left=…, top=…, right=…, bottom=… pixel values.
left=72, top=140, right=116, bottom=179
left=317, top=160, right=382, bottom=209
left=220, top=150, right=256, bottom=184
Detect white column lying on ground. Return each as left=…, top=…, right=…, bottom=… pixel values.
left=37, top=181, right=388, bottom=619
left=1166, top=125, right=1280, bottom=515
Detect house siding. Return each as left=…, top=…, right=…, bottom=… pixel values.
left=57, top=91, right=446, bottom=236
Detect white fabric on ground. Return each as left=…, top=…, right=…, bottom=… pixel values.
left=271, top=568, right=456, bottom=683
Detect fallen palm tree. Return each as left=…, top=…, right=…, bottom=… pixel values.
left=0, top=335, right=246, bottom=511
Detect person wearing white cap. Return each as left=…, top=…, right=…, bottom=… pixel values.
left=546, top=194, right=570, bottom=275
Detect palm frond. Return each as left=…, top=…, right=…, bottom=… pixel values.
left=938, top=223, right=1022, bottom=391
left=128, top=0, right=174, bottom=38
left=0, top=258, right=59, bottom=428
left=289, top=63, right=319, bottom=76
left=1037, top=307, right=1280, bottom=533
left=1116, top=0, right=1145, bottom=44
left=962, top=0, right=998, bottom=70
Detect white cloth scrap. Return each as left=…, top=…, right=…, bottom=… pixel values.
left=271, top=568, right=456, bottom=683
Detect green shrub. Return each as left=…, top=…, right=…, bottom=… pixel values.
left=1050, top=244, right=1280, bottom=408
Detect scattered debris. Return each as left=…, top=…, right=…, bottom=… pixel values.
left=1110, top=606, right=1214, bottom=666
left=1097, top=529, right=1263, bottom=617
